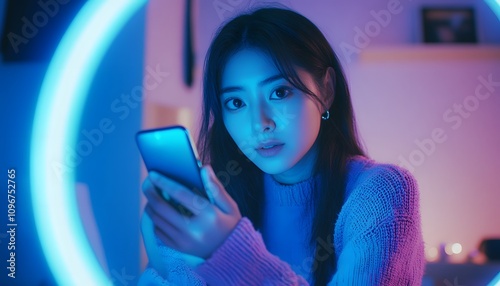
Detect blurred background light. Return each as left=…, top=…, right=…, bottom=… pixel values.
left=452, top=243, right=463, bottom=255
left=425, top=246, right=439, bottom=262
left=445, top=242, right=463, bottom=256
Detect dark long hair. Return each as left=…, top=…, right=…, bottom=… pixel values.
left=197, top=7, right=365, bottom=285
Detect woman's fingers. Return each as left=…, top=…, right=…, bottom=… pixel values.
left=148, top=171, right=211, bottom=216
left=140, top=167, right=242, bottom=258
left=142, top=177, right=172, bottom=211
left=143, top=176, right=194, bottom=229
left=145, top=203, right=183, bottom=232
left=146, top=201, right=203, bottom=250
left=201, top=165, right=239, bottom=215
left=145, top=205, right=179, bottom=235
left=153, top=226, right=177, bottom=250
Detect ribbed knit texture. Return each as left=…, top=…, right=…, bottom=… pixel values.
left=330, top=156, right=425, bottom=285
left=260, top=173, right=320, bottom=283
left=138, top=156, right=425, bottom=285
left=137, top=237, right=206, bottom=285
left=196, top=217, right=309, bottom=285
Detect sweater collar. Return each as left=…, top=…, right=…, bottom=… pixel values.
left=262, top=156, right=370, bottom=207
left=263, top=173, right=320, bottom=206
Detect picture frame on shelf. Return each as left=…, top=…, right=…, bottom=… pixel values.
left=421, top=7, right=477, bottom=44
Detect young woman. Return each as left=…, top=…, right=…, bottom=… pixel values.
left=139, top=7, right=424, bottom=285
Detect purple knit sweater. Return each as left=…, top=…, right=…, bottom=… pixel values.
left=138, top=156, right=425, bottom=285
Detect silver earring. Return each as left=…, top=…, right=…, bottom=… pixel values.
left=321, top=110, right=330, bottom=120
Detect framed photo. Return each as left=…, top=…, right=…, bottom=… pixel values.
left=422, top=7, right=477, bottom=43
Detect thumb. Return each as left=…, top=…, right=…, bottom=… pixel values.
left=201, top=165, right=236, bottom=214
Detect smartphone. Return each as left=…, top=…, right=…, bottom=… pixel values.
left=136, top=125, right=212, bottom=215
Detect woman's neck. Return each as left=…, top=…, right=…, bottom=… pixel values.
left=271, top=140, right=319, bottom=185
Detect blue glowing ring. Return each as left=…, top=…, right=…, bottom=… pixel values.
left=30, top=1, right=146, bottom=285
left=485, top=0, right=500, bottom=21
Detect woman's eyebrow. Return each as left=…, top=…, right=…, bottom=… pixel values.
left=259, top=74, right=284, bottom=86
left=220, top=74, right=284, bottom=95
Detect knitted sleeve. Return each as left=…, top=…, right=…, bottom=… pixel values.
left=138, top=213, right=206, bottom=285
left=140, top=213, right=308, bottom=285
left=195, top=217, right=309, bottom=285
left=329, top=164, right=425, bottom=285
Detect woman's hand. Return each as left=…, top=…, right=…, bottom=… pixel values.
left=142, top=165, right=242, bottom=259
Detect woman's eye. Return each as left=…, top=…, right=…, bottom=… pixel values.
left=224, top=98, right=245, bottom=110
left=270, top=87, right=291, bottom=100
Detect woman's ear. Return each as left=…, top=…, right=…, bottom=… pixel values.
left=322, top=67, right=336, bottom=111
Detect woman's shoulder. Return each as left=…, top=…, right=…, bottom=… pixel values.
left=334, top=157, right=425, bottom=283
left=336, top=156, right=421, bottom=245
left=345, top=155, right=419, bottom=208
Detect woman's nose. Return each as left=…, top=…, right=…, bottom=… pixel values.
left=251, top=103, right=276, bottom=133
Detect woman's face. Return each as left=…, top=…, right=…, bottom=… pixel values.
left=221, top=48, right=323, bottom=184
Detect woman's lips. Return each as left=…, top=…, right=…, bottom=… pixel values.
left=255, top=143, right=285, bottom=157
